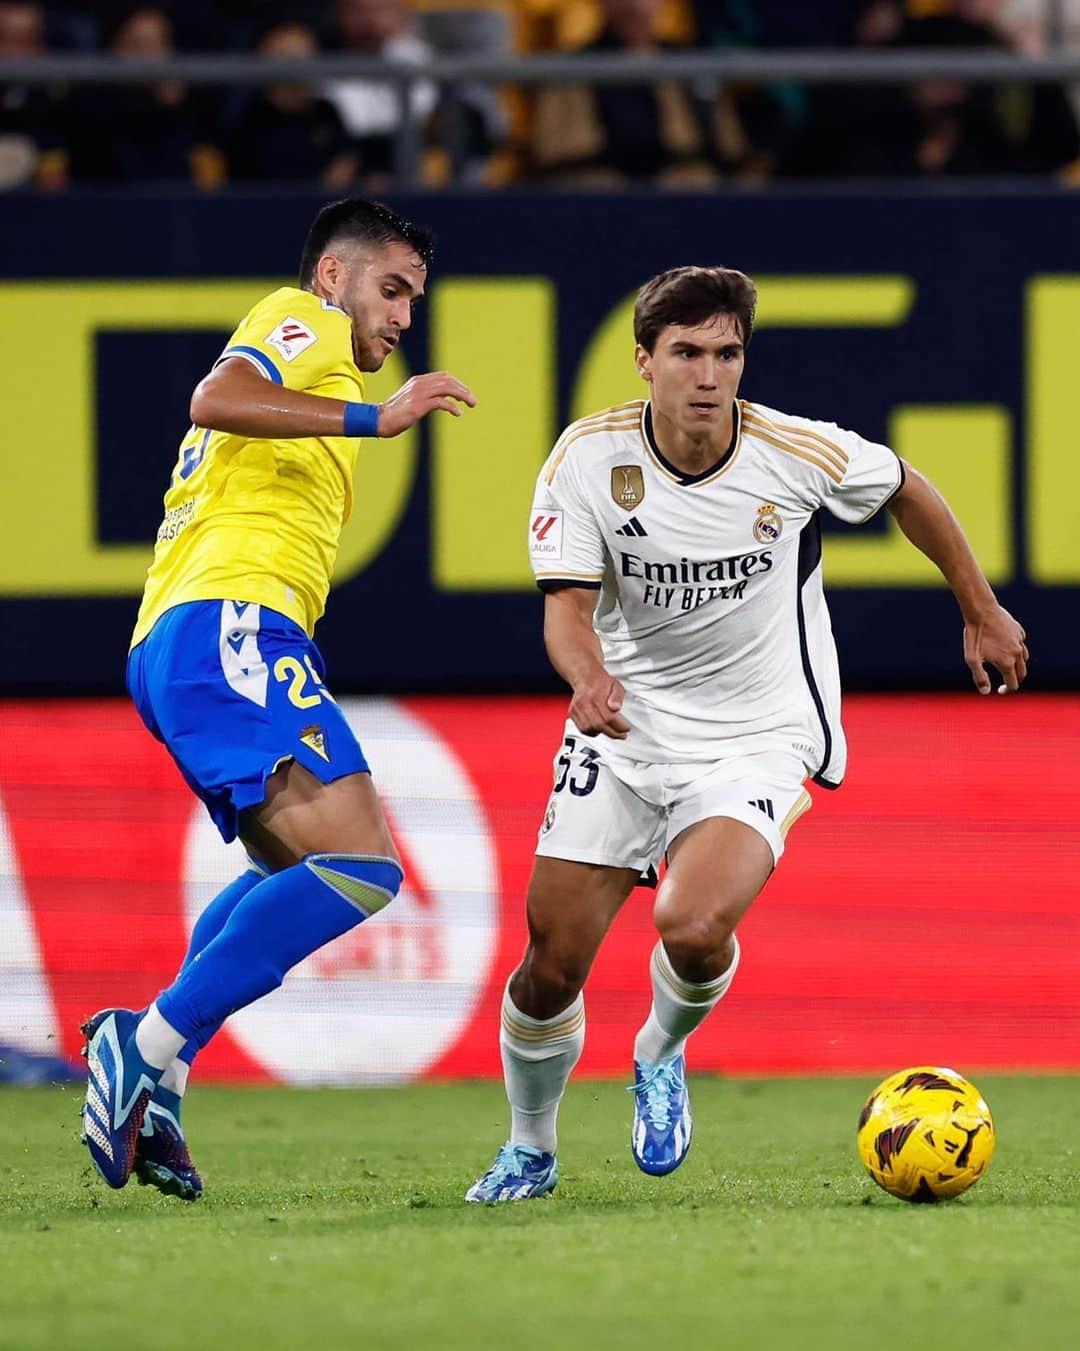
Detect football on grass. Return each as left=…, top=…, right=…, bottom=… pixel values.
left=856, top=1066, right=995, bottom=1202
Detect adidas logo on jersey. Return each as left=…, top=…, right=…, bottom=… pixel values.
left=749, top=798, right=775, bottom=820
left=615, top=516, right=648, bottom=537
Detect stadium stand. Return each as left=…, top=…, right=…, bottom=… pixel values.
left=221, top=20, right=358, bottom=187
left=0, top=0, right=1076, bottom=188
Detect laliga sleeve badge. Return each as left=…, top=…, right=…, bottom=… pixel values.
left=265, top=316, right=318, bottom=363
left=753, top=503, right=783, bottom=544
left=530, top=510, right=564, bottom=560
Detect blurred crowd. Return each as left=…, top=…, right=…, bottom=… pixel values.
left=1, top=0, right=1077, bottom=191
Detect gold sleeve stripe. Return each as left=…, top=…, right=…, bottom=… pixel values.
left=501, top=1006, right=585, bottom=1045
left=784, top=424, right=850, bottom=469
left=549, top=403, right=644, bottom=462
left=543, top=414, right=643, bottom=484
left=742, top=421, right=844, bottom=485
left=744, top=405, right=850, bottom=464
left=743, top=408, right=849, bottom=471
left=770, top=426, right=847, bottom=476
left=551, top=410, right=643, bottom=454
left=743, top=409, right=848, bottom=474
left=533, top=570, right=605, bottom=580
left=545, top=401, right=644, bottom=465
left=569, top=399, right=645, bottom=430
left=779, top=788, right=813, bottom=840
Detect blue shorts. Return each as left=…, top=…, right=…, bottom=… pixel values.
left=126, top=600, right=369, bottom=844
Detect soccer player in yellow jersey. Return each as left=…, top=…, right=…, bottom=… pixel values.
left=80, top=198, right=475, bottom=1199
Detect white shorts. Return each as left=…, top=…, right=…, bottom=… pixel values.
left=535, top=723, right=813, bottom=874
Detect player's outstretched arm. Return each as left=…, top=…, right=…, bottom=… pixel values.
left=190, top=360, right=474, bottom=440
left=886, top=463, right=1028, bottom=694
left=544, top=588, right=630, bottom=739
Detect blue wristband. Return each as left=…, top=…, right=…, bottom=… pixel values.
left=344, top=402, right=380, bottom=438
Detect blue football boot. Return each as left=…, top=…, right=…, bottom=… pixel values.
left=134, top=1098, right=203, bottom=1202
left=465, top=1143, right=558, bottom=1204
left=630, top=1055, right=693, bottom=1176
left=79, top=1009, right=162, bottom=1189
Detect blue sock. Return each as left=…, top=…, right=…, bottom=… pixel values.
left=146, top=866, right=267, bottom=1124
left=155, top=854, right=403, bottom=1044
left=174, top=865, right=267, bottom=1067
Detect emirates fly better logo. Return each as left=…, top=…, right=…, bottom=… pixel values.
left=182, top=698, right=498, bottom=1084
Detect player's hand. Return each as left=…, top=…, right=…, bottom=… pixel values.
left=377, top=372, right=476, bottom=437
left=963, top=604, right=1028, bottom=694
left=569, top=674, right=630, bottom=739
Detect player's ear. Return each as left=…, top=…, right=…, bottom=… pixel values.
left=635, top=343, right=653, bottom=384
left=313, top=252, right=341, bottom=299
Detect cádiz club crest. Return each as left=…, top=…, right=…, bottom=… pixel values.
left=612, top=466, right=645, bottom=511
left=753, top=503, right=783, bottom=544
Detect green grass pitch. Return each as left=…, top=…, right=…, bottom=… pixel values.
left=2, top=1075, right=1079, bottom=1351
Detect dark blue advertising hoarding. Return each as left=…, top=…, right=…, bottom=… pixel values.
left=1, top=188, right=1077, bottom=692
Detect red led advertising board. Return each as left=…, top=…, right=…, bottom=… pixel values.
left=1, top=695, right=1076, bottom=1082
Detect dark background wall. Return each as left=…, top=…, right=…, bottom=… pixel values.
left=1, top=187, right=1077, bottom=693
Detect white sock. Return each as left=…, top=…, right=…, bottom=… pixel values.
left=159, top=1058, right=190, bottom=1096
left=634, top=936, right=741, bottom=1066
left=134, top=1002, right=187, bottom=1071
left=500, top=985, right=585, bottom=1154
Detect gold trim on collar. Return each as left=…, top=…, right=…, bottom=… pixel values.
left=643, top=401, right=742, bottom=488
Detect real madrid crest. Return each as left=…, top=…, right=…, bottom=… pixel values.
left=753, top=502, right=783, bottom=544
left=611, top=465, right=645, bottom=511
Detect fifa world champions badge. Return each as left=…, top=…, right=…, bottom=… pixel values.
left=753, top=503, right=783, bottom=544
left=611, top=465, right=645, bottom=511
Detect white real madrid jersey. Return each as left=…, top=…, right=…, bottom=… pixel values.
left=528, top=398, right=904, bottom=785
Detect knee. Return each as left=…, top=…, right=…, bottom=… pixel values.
left=305, top=852, right=404, bottom=915
left=512, top=936, right=590, bottom=1018
left=655, top=906, right=737, bottom=982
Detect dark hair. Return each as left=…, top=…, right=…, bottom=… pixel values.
left=298, top=198, right=435, bottom=289
left=633, top=266, right=757, bottom=352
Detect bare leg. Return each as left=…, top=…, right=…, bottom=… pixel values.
left=239, top=760, right=400, bottom=868
left=498, top=855, right=639, bottom=1154
left=139, top=762, right=402, bottom=1069
left=629, top=817, right=775, bottom=1174
left=633, top=815, right=773, bottom=1069
left=655, top=816, right=774, bottom=982
left=510, top=855, right=640, bottom=1018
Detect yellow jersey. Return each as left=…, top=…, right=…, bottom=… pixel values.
left=132, top=286, right=366, bottom=648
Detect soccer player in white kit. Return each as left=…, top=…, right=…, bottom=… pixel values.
left=466, top=265, right=1028, bottom=1203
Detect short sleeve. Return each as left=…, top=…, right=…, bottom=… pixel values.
left=821, top=425, right=905, bottom=524
left=215, top=290, right=351, bottom=395
left=528, top=448, right=606, bottom=590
